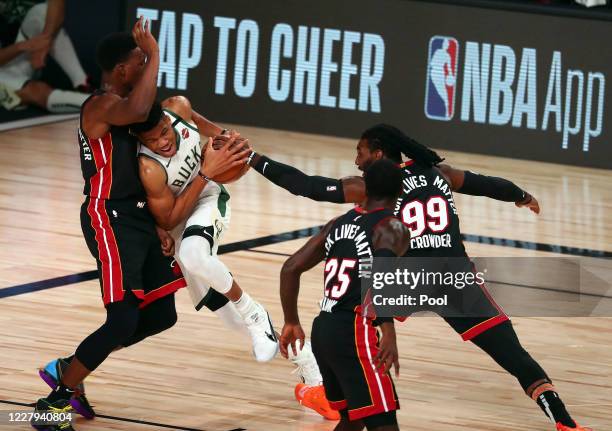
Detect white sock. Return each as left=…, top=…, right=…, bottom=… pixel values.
left=46, top=89, right=88, bottom=113
left=214, top=302, right=248, bottom=334
left=233, top=292, right=258, bottom=319
left=50, top=29, right=88, bottom=88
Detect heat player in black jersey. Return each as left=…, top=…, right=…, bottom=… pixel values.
left=31, top=19, right=236, bottom=431
left=280, top=159, right=410, bottom=431
left=244, top=126, right=591, bottom=431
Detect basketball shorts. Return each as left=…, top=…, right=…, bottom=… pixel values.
left=81, top=197, right=186, bottom=308
left=311, top=311, right=399, bottom=421
left=172, top=191, right=231, bottom=307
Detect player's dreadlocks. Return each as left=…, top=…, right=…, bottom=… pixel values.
left=361, top=124, right=444, bottom=167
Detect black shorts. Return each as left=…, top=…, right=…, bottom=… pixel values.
left=394, top=258, right=508, bottom=341
left=311, top=311, right=399, bottom=421
left=81, top=197, right=186, bottom=307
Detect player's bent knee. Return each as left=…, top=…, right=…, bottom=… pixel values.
left=178, top=235, right=212, bottom=274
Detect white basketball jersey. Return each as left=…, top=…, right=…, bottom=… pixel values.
left=139, top=109, right=224, bottom=199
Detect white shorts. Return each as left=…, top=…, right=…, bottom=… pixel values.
left=172, top=192, right=232, bottom=306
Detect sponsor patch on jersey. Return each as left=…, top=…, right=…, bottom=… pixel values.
left=181, top=128, right=190, bottom=139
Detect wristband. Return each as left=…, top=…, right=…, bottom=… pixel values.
left=198, top=170, right=212, bottom=183
left=246, top=150, right=257, bottom=166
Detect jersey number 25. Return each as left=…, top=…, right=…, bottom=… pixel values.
left=324, top=258, right=356, bottom=299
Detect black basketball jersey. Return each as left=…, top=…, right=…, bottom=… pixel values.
left=78, top=91, right=145, bottom=200
left=393, top=160, right=467, bottom=257
left=321, top=207, right=395, bottom=314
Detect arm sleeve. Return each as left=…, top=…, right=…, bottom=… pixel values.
left=250, top=153, right=345, bottom=203
left=458, top=170, right=527, bottom=202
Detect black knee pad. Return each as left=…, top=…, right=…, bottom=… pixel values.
left=183, top=225, right=215, bottom=250
left=195, top=287, right=230, bottom=311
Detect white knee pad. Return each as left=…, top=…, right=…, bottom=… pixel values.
left=178, top=235, right=233, bottom=294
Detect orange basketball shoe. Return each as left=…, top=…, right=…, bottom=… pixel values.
left=556, top=423, right=593, bottom=431
left=295, top=383, right=340, bottom=421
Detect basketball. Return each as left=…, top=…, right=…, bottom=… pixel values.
left=209, top=135, right=250, bottom=183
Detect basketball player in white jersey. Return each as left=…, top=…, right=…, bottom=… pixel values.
left=129, top=96, right=279, bottom=362
left=131, top=95, right=340, bottom=420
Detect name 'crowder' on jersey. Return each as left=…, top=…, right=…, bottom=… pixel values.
left=393, top=160, right=466, bottom=258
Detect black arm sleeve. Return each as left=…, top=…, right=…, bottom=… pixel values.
left=458, top=170, right=527, bottom=202
left=250, top=153, right=345, bottom=203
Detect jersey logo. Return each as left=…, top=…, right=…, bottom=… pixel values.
left=181, top=128, right=189, bottom=139
left=136, top=201, right=146, bottom=209
left=262, top=162, right=269, bottom=174
left=326, top=185, right=337, bottom=191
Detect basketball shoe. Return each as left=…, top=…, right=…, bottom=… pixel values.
left=556, top=423, right=593, bottom=431
left=31, top=397, right=74, bottom=431
left=39, top=358, right=95, bottom=419
left=289, top=341, right=339, bottom=421
left=243, top=302, right=279, bottom=362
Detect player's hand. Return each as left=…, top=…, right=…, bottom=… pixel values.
left=212, top=130, right=241, bottom=150
left=132, top=16, right=158, bottom=57
left=201, top=134, right=250, bottom=178
left=374, top=322, right=400, bottom=377
left=515, top=193, right=540, bottom=214
left=279, top=322, right=306, bottom=359
left=20, top=33, right=52, bottom=53
left=156, top=226, right=175, bottom=256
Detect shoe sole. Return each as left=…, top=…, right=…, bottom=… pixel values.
left=39, top=369, right=58, bottom=390
left=39, top=369, right=95, bottom=420
left=70, top=397, right=95, bottom=420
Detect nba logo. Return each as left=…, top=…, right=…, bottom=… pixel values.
left=425, top=36, right=459, bottom=121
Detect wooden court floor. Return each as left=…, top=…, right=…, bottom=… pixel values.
left=0, top=120, right=610, bottom=430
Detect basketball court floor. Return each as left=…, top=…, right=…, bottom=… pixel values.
left=0, top=120, right=610, bottom=430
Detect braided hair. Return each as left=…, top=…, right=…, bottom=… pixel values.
left=360, top=124, right=444, bottom=167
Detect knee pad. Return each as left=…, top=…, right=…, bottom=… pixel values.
left=179, top=235, right=232, bottom=294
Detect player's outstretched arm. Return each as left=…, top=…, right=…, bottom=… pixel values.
left=438, top=164, right=540, bottom=214
left=83, top=18, right=160, bottom=139
left=279, top=219, right=335, bottom=358
left=242, top=150, right=366, bottom=204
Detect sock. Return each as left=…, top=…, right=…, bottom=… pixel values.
left=47, top=383, right=75, bottom=403
left=46, top=89, right=88, bottom=113
left=215, top=301, right=248, bottom=334
left=62, top=355, right=74, bottom=364
left=49, top=28, right=88, bottom=87
left=233, top=292, right=258, bottom=319
left=536, top=391, right=576, bottom=428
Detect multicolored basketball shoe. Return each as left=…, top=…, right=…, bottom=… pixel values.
left=556, top=423, right=593, bottom=431
left=31, top=397, right=74, bottom=431
left=39, top=358, right=95, bottom=419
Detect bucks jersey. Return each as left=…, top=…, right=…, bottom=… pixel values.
left=320, top=208, right=394, bottom=314
left=393, top=160, right=466, bottom=257
left=138, top=109, right=228, bottom=201
left=78, top=91, right=145, bottom=200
